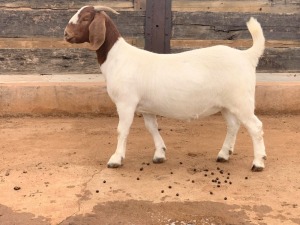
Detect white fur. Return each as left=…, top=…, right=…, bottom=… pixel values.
left=100, top=17, right=267, bottom=169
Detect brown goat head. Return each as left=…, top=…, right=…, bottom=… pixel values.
left=64, top=6, right=119, bottom=51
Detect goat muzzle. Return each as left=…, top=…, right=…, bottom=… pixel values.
left=64, top=29, right=74, bottom=43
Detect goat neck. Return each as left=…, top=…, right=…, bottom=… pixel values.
left=96, top=12, right=121, bottom=65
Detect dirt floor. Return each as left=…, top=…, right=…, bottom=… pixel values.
left=0, top=114, right=299, bottom=225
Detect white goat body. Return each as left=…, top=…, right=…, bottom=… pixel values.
left=65, top=6, right=267, bottom=171
left=102, top=41, right=255, bottom=120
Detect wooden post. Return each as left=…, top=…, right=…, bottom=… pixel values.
left=145, top=0, right=172, bottom=53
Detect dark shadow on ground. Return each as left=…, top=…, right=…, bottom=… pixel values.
left=0, top=204, right=51, bottom=225
left=60, top=200, right=257, bottom=225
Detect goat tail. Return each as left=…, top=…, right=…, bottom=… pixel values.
left=245, top=17, right=265, bottom=66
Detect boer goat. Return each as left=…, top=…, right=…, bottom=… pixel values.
left=64, top=6, right=267, bottom=171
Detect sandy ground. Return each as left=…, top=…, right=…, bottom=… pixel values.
left=0, top=114, right=299, bottom=225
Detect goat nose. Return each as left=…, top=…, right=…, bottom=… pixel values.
left=64, top=30, right=71, bottom=41
left=64, top=30, right=68, bottom=37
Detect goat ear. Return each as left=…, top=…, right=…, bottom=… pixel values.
left=89, top=14, right=106, bottom=51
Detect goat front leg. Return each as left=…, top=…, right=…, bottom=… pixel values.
left=107, top=104, right=136, bottom=168
left=143, top=113, right=166, bottom=163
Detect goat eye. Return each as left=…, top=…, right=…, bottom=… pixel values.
left=81, top=17, right=90, bottom=22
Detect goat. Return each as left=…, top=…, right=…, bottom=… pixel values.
left=64, top=6, right=267, bottom=171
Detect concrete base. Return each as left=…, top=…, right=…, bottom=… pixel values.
left=0, top=73, right=299, bottom=116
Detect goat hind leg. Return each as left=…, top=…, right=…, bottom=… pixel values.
left=217, top=109, right=240, bottom=162
left=143, top=113, right=166, bottom=163
left=241, top=115, right=266, bottom=171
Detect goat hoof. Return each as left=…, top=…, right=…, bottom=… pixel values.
left=107, top=163, right=122, bottom=168
left=216, top=157, right=228, bottom=163
left=251, top=165, right=264, bottom=172
left=153, top=157, right=165, bottom=164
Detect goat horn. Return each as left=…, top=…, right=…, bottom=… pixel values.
left=93, top=6, right=119, bottom=15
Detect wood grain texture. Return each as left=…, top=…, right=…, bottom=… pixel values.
left=0, top=10, right=145, bottom=38
left=1, top=10, right=298, bottom=40
left=0, top=0, right=133, bottom=9
left=1, top=47, right=299, bottom=74
left=172, top=0, right=300, bottom=13
left=172, top=12, right=300, bottom=40
left=0, top=48, right=99, bottom=74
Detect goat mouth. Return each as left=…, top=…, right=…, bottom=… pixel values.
left=65, top=36, right=75, bottom=43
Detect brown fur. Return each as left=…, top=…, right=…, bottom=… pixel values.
left=64, top=7, right=121, bottom=65
left=95, top=12, right=120, bottom=65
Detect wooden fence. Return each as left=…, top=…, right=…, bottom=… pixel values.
left=0, top=0, right=299, bottom=74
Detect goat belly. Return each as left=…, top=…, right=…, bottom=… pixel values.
left=135, top=71, right=225, bottom=119
left=136, top=97, right=222, bottom=120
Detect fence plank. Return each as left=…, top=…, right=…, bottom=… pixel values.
left=172, top=0, right=300, bottom=13
left=145, top=0, right=172, bottom=53
left=1, top=47, right=299, bottom=74
left=1, top=10, right=298, bottom=41
left=172, top=12, right=300, bottom=40
left=0, top=0, right=133, bottom=9
left=0, top=10, right=145, bottom=38
left=0, top=48, right=99, bottom=74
